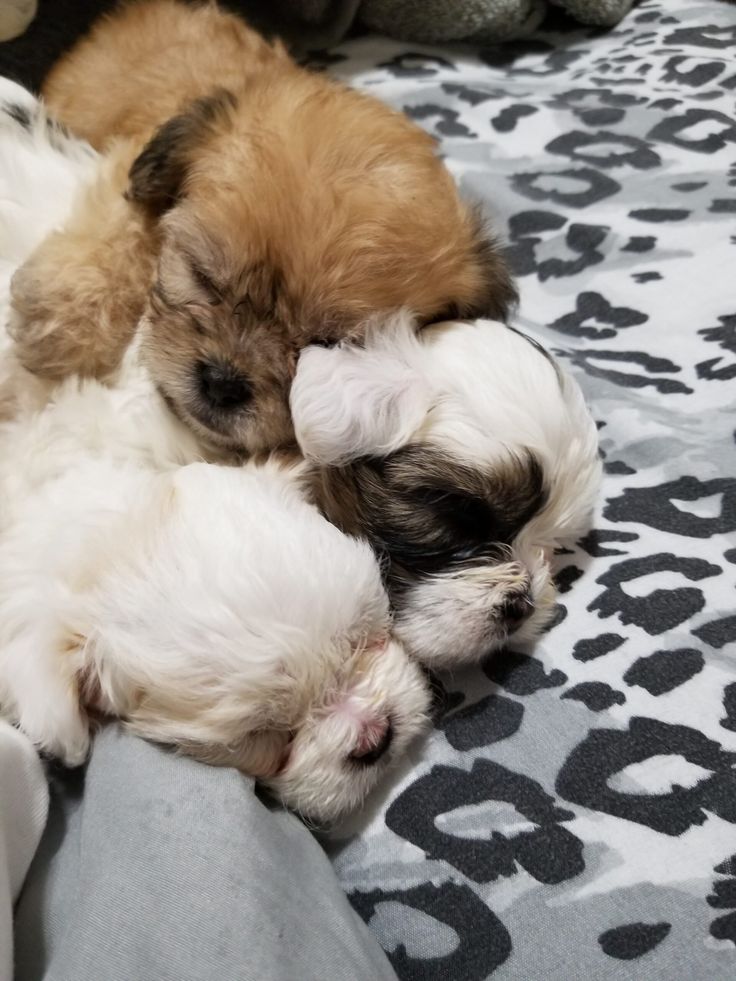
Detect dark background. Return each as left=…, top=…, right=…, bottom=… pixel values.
left=0, top=0, right=329, bottom=92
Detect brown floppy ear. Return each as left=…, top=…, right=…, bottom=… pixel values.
left=455, top=208, right=519, bottom=324
left=468, top=229, right=519, bottom=323
left=127, top=88, right=237, bottom=214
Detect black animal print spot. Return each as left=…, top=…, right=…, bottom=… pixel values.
left=692, top=615, right=736, bottom=650
left=543, top=603, right=568, bottom=633
left=442, top=82, right=504, bottom=105
left=406, top=104, right=474, bottom=137
left=662, top=55, right=726, bottom=87
left=555, top=565, right=584, bottom=594
left=710, top=199, right=736, bottom=213
left=629, top=208, right=690, bottom=222
left=484, top=650, right=567, bottom=695
left=507, top=217, right=609, bottom=281
left=697, top=359, right=736, bottom=382
left=512, top=168, right=620, bottom=208
left=491, top=104, right=538, bottom=132
left=605, top=460, right=637, bottom=475
left=710, top=911, right=736, bottom=946
left=577, top=529, right=638, bottom=558
left=649, top=108, right=736, bottom=153
left=557, top=717, right=736, bottom=835
left=441, top=694, right=524, bottom=750
left=387, top=760, right=585, bottom=884
left=550, top=87, right=644, bottom=111
left=708, top=855, right=736, bottom=949
left=576, top=107, right=626, bottom=126
left=573, top=633, right=625, bottom=662
left=551, top=291, right=648, bottom=340
left=624, top=649, right=704, bottom=696
left=726, top=549, right=736, bottom=565
left=598, top=922, right=671, bottom=960
left=631, top=272, right=662, bottom=283
left=605, top=476, right=736, bottom=537
left=589, top=553, right=721, bottom=634
left=561, top=682, right=626, bottom=712
left=622, top=235, right=656, bottom=252
left=563, top=349, right=693, bottom=395
left=672, top=181, right=708, bottom=192
left=546, top=131, right=660, bottom=170
left=377, top=53, right=457, bottom=77
left=697, top=315, right=736, bottom=381
left=351, top=882, right=512, bottom=981
left=721, top=684, right=736, bottom=733
left=505, top=210, right=566, bottom=277
left=479, top=43, right=582, bottom=78
left=665, top=25, right=736, bottom=50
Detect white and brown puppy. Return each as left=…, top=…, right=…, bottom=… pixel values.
left=0, top=83, right=430, bottom=825
left=292, top=318, right=602, bottom=668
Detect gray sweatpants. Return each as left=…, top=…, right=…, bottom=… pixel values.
left=14, top=724, right=395, bottom=981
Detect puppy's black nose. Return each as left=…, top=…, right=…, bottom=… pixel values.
left=197, top=361, right=252, bottom=411
left=349, top=721, right=393, bottom=766
left=500, top=594, right=532, bottom=632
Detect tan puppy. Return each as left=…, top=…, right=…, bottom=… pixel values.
left=10, top=0, right=515, bottom=454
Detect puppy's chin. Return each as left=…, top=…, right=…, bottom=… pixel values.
left=153, top=375, right=293, bottom=456
left=156, top=383, right=252, bottom=454
left=391, top=558, right=558, bottom=670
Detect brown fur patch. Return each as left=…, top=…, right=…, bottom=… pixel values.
left=10, top=137, right=158, bottom=379
left=305, top=446, right=547, bottom=574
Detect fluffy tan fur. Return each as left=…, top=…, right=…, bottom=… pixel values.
left=11, top=0, right=515, bottom=453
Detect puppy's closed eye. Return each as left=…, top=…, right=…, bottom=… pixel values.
left=410, top=486, right=498, bottom=543
left=189, top=260, right=222, bottom=305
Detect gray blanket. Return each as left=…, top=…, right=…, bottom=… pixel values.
left=236, top=0, right=636, bottom=50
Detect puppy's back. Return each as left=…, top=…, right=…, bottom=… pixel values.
left=42, top=0, right=292, bottom=147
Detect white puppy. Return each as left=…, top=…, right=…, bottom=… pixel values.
left=0, top=83, right=430, bottom=824
left=292, top=317, right=602, bottom=668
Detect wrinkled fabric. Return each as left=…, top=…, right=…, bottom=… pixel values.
left=14, top=726, right=396, bottom=981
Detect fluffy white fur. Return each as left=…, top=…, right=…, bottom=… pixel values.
left=292, top=316, right=602, bottom=668
left=0, top=83, right=430, bottom=823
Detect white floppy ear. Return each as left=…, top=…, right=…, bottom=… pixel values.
left=291, top=319, right=431, bottom=465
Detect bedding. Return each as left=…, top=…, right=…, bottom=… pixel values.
left=319, top=1, right=736, bottom=977
left=2, top=0, right=735, bottom=978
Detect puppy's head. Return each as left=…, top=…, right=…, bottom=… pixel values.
left=82, top=462, right=430, bottom=823
left=127, top=75, right=516, bottom=453
left=293, top=318, right=602, bottom=668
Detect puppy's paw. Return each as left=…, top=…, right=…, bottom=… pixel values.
left=16, top=689, right=91, bottom=768
left=10, top=245, right=143, bottom=381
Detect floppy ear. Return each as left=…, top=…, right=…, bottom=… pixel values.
left=291, top=317, right=431, bottom=465
left=127, top=88, right=236, bottom=214
left=458, top=209, right=519, bottom=324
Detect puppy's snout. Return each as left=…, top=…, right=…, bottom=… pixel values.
left=197, top=360, right=252, bottom=411
left=349, top=717, right=393, bottom=766
left=499, top=593, right=532, bottom=632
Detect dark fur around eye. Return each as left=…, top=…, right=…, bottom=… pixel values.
left=189, top=261, right=222, bottom=303
left=409, top=486, right=500, bottom=546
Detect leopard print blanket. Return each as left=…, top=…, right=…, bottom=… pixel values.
left=318, top=2, right=736, bottom=977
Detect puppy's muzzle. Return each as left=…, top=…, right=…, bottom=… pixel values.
left=197, top=360, right=252, bottom=411
left=349, top=717, right=393, bottom=766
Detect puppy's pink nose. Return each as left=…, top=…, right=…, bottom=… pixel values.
left=349, top=717, right=393, bottom=766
